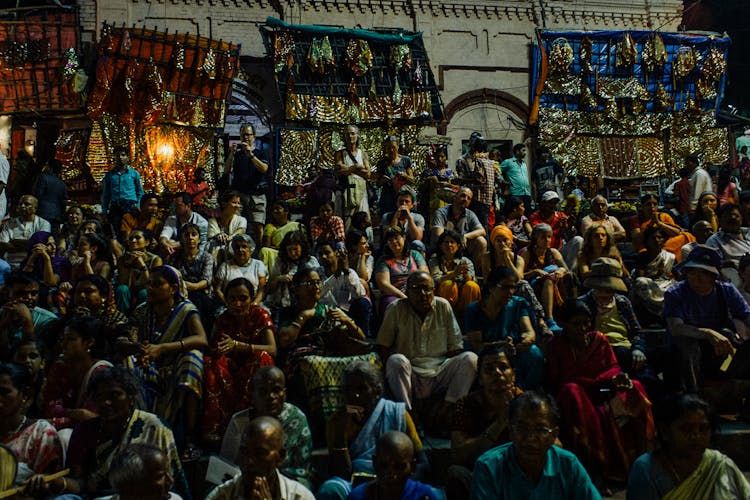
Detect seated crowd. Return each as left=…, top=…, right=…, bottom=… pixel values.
left=3, top=140, right=750, bottom=500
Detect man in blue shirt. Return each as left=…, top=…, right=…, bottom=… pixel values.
left=101, top=146, right=144, bottom=230
left=470, top=391, right=600, bottom=500
left=500, top=143, right=532, bottom=211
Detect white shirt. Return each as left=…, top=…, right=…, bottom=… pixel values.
left=160, top=211, right=209, bottom=248
left=376, top=296, right=463, bottom=376
left=0, top=215, right=52, bottom=267
left=320, top=268, right=366, bottom=311
left=689, top=167, right=713, bottom=210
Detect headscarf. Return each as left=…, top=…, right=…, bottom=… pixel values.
left=152, top=265, right=188, bottom=302
left=22, top=231, right=69, bottom=280
left=490, top=224, right=514, bottom=247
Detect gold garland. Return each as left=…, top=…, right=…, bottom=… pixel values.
left=285, top=92, right=432, bottom=123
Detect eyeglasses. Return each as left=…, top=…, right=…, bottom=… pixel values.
left=298, top=279, right=322, bottom=288
left=242, top=133, right=253, bottom=137
left=512, top=424, right=555, bottom=437
left=496, top=284, right=518, bottom=291
left=407, top=285, right=434, bottom=294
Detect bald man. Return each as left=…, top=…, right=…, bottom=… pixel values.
left=207, top=416, right=314, bottom=500
left=377, top=271, right=477, bottom=419
left=348, top=431, right=439, bottom=500
left=220, top=366, right=313, bottom=489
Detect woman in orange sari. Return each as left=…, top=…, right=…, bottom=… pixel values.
left=202, top=277, right=276, bottom=444
left=546, top=299, right=654, bottom=485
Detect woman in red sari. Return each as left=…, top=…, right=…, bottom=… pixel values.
left=202, top=277, right=276, bottom=445
left=546, top=298, right=654, bottom=486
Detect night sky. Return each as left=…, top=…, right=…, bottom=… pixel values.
left=683, top=0, right=750, bottom=113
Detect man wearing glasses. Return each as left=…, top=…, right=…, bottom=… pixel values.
left=376, top=271, right=477, bottom=429
left=580, top=195, right=626, bottom=241
left=470, top=391, right=599, bottom=499
left=224, top=124, right=269, bottom=245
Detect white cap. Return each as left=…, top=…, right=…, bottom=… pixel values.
left=541, top=191, right=560, bottom=202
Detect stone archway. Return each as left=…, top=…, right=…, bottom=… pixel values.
left=441, top=88, right=529, bottom=134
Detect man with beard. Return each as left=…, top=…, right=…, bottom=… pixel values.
left=377, top=271, right=477, bottom=423
left=470, top=391, right=599, bottom=499
left=207, top=416, right=314, bottom=500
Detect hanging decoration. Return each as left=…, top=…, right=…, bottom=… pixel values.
left=673, top=46, right=700, bottom=80
left=274, top=32, right=295, bottom=74
left=202, top=49, right=216, bottom=79
left=392, top=79, right=402, bottom=105
left=121, top=30, right=131, bottom=52
left=390, top=44, right=412, bottom=73
left=345, top=39, right=373, bottom=77
left=701, top=47, right=726, bottom=82
left=413, top=60, right=424, bottom=87
left=549, top=38, right=574, bottom=76
left=368, top=77, right=377, bottom=99
left=615, top=33, right=637, bottom=69
left=347, top=78, right=358, bottom=106
left=307, top=36, right=335, bottom=75
left=580, top=37, right=593, bottom=74
left=579, top=83, right=597, bottom=110
left=641, top=33, right=667, bottom=73
left=173, top=43, right=185, bottom=70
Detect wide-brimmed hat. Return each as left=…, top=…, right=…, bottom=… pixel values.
left=541, top=190, right=560, bottom=202
left=682, top=244, right=721, bottom=277
left=583, top=257, right=628, bottom=292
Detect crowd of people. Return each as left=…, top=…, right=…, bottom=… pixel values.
left=2, top=126, right=750, bottom=499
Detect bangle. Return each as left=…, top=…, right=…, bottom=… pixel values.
left=179, top=340, right=185, bottom=351
left=332, top=447, right=348, bottom=452
left=61, top=478, right=67, bottom=493
left=290, top=321, right=302, bottom=329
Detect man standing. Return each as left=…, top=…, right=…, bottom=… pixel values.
left=455, top=132, right=496, bottom=230
left=500, top=143, right=532, bottom=211
left=380, top=187, right=425, bottom=241
left=32, top=158, right=68, bottom=231
left=377, top=271, right=477, bottom=419
left=159, top=192, right=209, bottom=253
left=686, top=153, right=712, bottom=212
left=432, top=187, right=487, bottom=264
left=0, top=194, right=51, bottom=268
left=580, top=195, right=626, bottom=241
left=224, top=124, right=270, bottom=245
left=334, top=124, right=371, bottom=221
left=101, top=146, right=144, bottom=230
left=532, top=147, right=564, bottom=201
left=470, top=391, right=600, bottom=500
left=207, top=416, right=314, bottom=500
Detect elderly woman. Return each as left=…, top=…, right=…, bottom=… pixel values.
left=203, top=277, right=276, bottom=445
left=446, top=343, right=522, bottom=498
left=317, top=359, right=423, bottom=500
left=547, top=299, right=654, bottom=484
left=0, top=362, right=63, bottom=490
left=167, top=222, right=215, bottom=318
left=213, top=233, right=266, bottom=306
left=120, top=266, right=208, bottom=461
left=429, top=229, right=481, bottom=315
left=45, top=366, right=189, bottom=498
left=627, top=394, right=750, bottom=500
left=376, top=135, right=414, bottom=214
left=518, top=223, right=569, bottom=331
left=464, top=266, right=543, bottom=389
left=374, top=226, right=429, bottom=313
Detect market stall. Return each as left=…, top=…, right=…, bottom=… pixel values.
left=259, top=17, right=444, bottom=204
left=531, top=29, right=731, bottom=208
left=84, top=24, right=241, bottom=194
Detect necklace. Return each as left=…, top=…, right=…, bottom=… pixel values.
left=2, top=416, right=27, bottom=438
